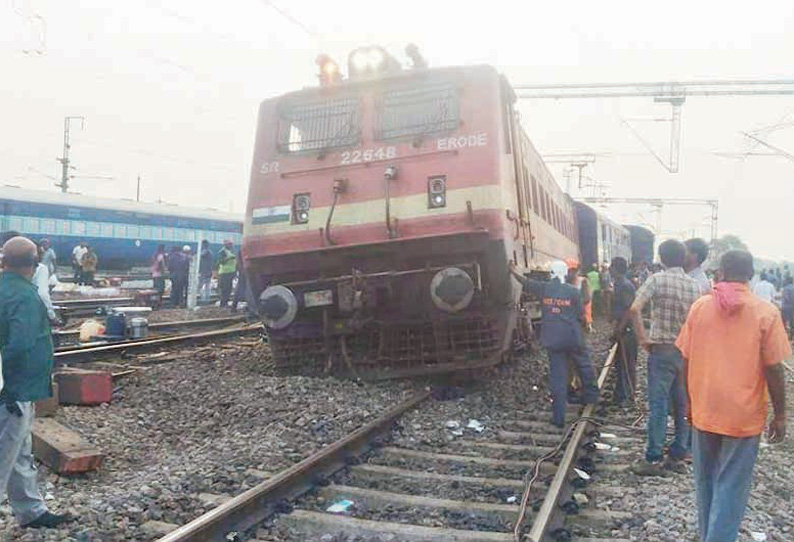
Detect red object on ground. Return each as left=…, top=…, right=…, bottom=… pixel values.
left=54, top=369, right=113, bottom=405
left=32, top=418, right=104, bottom=474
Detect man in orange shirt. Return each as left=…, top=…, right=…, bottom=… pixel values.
left=676, top=250, right=789, bottom=542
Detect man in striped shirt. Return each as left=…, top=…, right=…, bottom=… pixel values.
left=629, top=239, right=701, bottom=476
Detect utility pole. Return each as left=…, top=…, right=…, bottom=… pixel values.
left=137, top=175, right=141, bottom=202
left=55, top=116, right=85, bottom=193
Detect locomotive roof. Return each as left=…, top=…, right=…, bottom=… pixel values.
left=0, top=185, right=242, bottom=223
left=270, top=64, right=499, bottom=103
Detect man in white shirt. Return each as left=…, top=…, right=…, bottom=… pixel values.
left=71, top=242, right=87, bottom=283
left=684, top=238, right=712, bottom=295
left=752, top=272, right=777, bottom=303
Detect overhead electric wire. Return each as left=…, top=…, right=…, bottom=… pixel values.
left=259, top=0, right=320, bottom=40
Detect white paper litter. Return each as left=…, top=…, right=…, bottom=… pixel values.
left=445, top=420, right=460, bottom=429
left=599, top=432, right=618, bottom=439
left=594, top=442, right=620, bottom=452
left=467, top=419, right=485, bottom=432
left=506, top=496, right=517, bottom=504
left=573, top=467, right=591, bottom=481
left=326, top=499, right=354, bottom=513
left=750, top=532, right=767, bottom=542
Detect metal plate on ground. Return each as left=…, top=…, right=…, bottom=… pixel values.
left=304, top=289, right=333, bottom=308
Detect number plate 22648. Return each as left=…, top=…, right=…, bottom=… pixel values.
left=304, top=289, right=334, bottom=307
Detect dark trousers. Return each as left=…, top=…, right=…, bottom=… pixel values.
left=81, top=271, right=94, bottom=286
left=170, top=278, right=187, bottom=307
left=614, top=328, right=638, bottom=404
left=231, top=272, right=249, bottom=311
left=693, top=428, right=760, bottom=542
left=548, top=346, right=599, bottom=427
left=153, top=276, right=165, bottom=296
left=72, top=263, right=81, bottom=282
left=219, top=273, right=234, bottom=307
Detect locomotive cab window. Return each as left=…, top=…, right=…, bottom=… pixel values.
left=374, top=81, right=459, bottom=140
left=277, top=96, right=360, bottom=153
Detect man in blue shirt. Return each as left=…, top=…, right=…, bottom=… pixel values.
left=609, top=257, right=637, bottom=406
left=510, top=261, right=599, bottom=427
left=0, top=235, right=73, bottom=529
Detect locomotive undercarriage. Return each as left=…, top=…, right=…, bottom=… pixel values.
left=251, top=232, right=523, bottom=379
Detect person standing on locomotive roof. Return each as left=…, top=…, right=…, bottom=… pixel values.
left=629, top=239, right=700, bottom=476
left=510, top=261, right=600, bottom=428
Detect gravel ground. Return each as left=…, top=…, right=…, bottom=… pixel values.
left=599, top=349, right=794, bottom=542
left=264, top=326, right=617, bottom=541
left=0, top=342, right=415, bottom=541
left=267, top=322, right=794, bottom=542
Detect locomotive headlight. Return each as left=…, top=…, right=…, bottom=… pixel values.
left=368, top=48, right=385, bottom=68
left=351, top=50, right=372, bottom=71
left=292, top=193, right=310, bottom=224
left=427, top=176, right=447, bottom=209
left=259, top=285, right=298, bottom=329
left=430, top=267, right=474, bottom=313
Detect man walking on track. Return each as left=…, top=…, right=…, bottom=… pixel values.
left=629, top=239, right=700, bottom=476
left=510, top=260, right=599, bottom=427
left=676, top=250, right=789, bottom=542
left=0, top=236, right=73, bottom=529
left=609, top=257, right=637, bottom=406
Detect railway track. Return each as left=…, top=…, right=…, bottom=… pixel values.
left=55, top=295, right=220, bottom=317
left=154, top=343, right=645, bottom=542
left=55, top=315, right=247, bottom=345
left=55, top=322, right=264, bottom=361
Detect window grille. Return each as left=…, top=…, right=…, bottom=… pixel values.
left=278, top=97, right=359, bottom=153
left=375, top=82, right=459, bottom=140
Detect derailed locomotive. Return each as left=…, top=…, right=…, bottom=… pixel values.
left=243, top=47, right=578, bottom=378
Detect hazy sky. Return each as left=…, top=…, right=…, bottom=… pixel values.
left=2, top=1, right=793, bottom=259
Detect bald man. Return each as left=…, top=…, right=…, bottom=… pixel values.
left=0, top=236, right=73, bottom=528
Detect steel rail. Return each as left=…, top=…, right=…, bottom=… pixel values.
left=55, top=323, right=263, bottom=359
left=54, top=315, right=247, bottom=339
left=56, top=297, right=134, bottom=307
left=156, top=391, right=430, bottom=542
left=526, top=343, right=618, bottom=542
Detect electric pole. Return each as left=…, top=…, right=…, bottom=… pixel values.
left=55, top=116, right=85, bottom=193
left=137, top=175, right=141, bottom=202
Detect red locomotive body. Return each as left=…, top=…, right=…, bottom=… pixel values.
left=244, top=55, right=577, bottom=378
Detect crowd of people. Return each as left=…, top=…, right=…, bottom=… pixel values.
left=511, top=237, right=790, bottom=542
left=150, top=239, right=249, bottom=310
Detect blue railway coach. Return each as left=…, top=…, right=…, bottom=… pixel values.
left=0, top=185, right=243, bottom=270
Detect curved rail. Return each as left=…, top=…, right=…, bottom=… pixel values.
left=156, top=392, right=430, bottom=542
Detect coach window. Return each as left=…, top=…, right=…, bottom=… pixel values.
left=101, top=223, right=114, bottom=238
left=87, top=221, right=100, bottom=237
left=531, top=176, right=540, bottom=213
